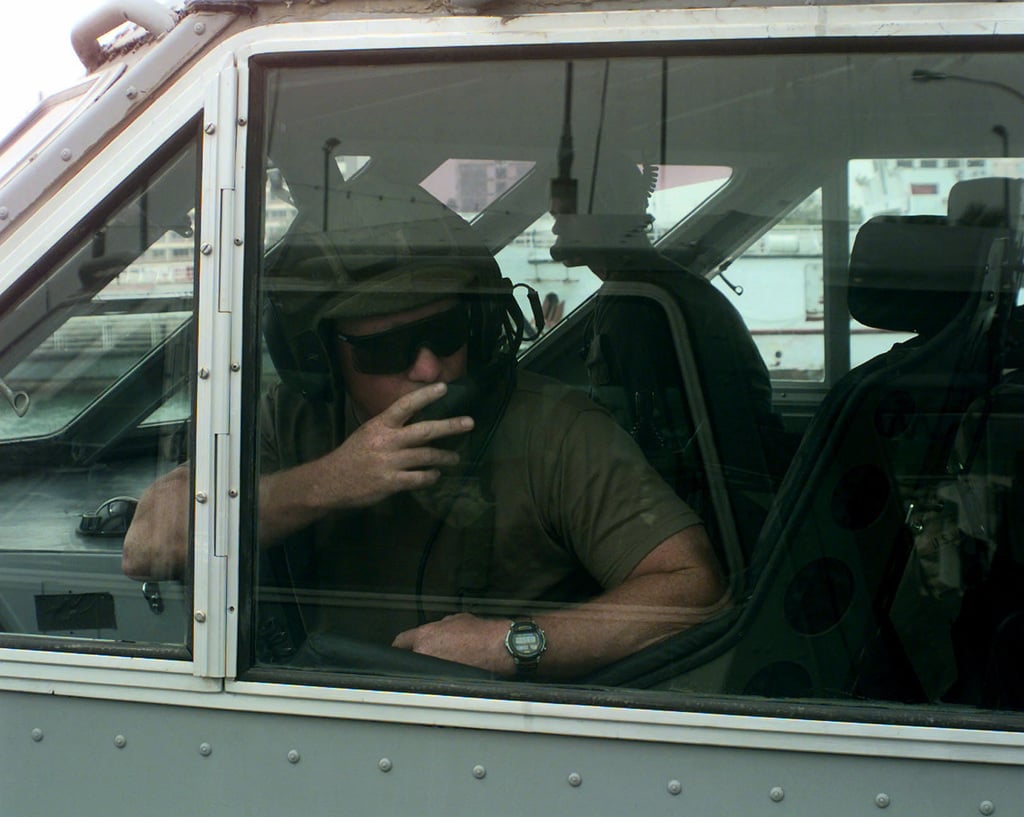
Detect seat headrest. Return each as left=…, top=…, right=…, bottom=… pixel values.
left=848, top=215, right=998, bottom=335
left=948, top=177, right=1022, bottom=228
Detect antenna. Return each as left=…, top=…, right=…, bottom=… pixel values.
left=550, top=62, right=578, bottom=217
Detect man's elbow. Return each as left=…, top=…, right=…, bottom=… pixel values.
left=691, top=562, right=730, bottom=610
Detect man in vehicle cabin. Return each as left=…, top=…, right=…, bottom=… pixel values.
left=123, top=180, right=727, bottom=679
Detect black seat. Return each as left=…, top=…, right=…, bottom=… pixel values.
left=586, top=271, right=788, bottom=582
left=586, top=178, right=1021, bottom=693
left=716, top=178, right=1023, bottom=701
left=937, top=177, right=1024, bottom=708
left=576, top=270, right=788, bottom=687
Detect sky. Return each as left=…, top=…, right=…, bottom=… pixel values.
left=0, top=2, right=135, bottom=138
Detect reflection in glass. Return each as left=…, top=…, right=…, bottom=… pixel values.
left=0, top=134, right=198, bottom=650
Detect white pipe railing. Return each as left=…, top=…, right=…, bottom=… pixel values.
left=71, top=0, right=177, bottom=71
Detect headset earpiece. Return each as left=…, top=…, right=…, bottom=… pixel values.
left=262, top=293, right=334, bottom=401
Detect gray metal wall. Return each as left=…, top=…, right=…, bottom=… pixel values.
left=3, top=689, right=1018, bottom=817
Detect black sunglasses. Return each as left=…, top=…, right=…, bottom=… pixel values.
left=337, top=305, right=470, bottom=375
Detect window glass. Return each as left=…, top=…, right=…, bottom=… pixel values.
left=715, top=156, right=1024, bottom=381
left=0, top=233, right=193, bottom=441
left=848, top=156, right=1024, bottom=368
left=245, top=51, right=1024, bottom=721
left=714, top=189, right=826, bottom=381
left=0, top=132, right=198, bottom=651
left=487, top=163, right=732, bottom=340
left=265, top=166, right=298, bottom=247
left=422, top=158, right=537, bottom=215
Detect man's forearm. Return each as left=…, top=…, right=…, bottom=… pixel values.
left=391, top=575, right=729, bottom=679
left=392, top=526, right=730, bottom=678
left=529, top=568, right=730, bottom=678
left=530, top=523, right=730, bottom=678
left=257, top=461, right=334, bottom=546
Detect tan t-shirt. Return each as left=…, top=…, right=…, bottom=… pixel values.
left=259, top=371, right=701, bottom=644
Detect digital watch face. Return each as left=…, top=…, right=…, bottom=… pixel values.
left=507, top=621, right=546, bottom=664
left=511, top=629, right=543, bottom=658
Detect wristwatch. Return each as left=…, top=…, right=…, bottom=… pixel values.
left=504, top=618, right=546, bottom=676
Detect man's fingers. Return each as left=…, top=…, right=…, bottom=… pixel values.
left=382, top=382, right=448, bottom=428
left=378, top=384, right=475, bottom=442
left=394, top=469, right=442, bottom=491
left=395, top=445, right=460, bottom=470
left=392, top=628, right=414, bottom=650
left=403, top=415, right=474, bottom=444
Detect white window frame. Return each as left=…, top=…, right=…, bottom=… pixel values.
left=0, top=43, right=238, bottom=697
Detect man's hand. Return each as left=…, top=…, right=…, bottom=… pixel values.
left=307, top=382, right=474, bottom=511
left=392, top=613, right=514, bottom=675
left=257, top=382, right=474, bottom=546
left=122, top=464, right=190, bottom=580
left=122, top=383, right=474, bottom=577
